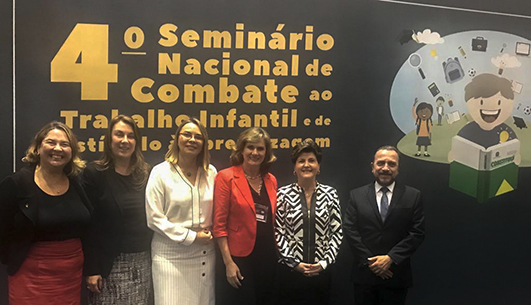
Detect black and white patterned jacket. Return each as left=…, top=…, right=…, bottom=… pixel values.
left=275, top=182, right=342, bottom=269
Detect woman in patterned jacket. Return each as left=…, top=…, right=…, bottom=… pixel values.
left=275, top=139, right=343, bottom=305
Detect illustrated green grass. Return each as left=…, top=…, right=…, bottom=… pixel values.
left=397, top=115, right=531, bottom=167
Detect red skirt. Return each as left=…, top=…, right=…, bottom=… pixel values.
left=8, top=238, right=84, bottom=305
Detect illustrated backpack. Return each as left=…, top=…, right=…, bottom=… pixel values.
left=442, top=57, right=464, bottom=84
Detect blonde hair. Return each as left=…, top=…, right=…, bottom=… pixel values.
left=94, top=115, right=150, bottom=188
left=22, top=121, right=85, bottom=177
left=165, top=117, right=210, bottom=171
left=230, top=127, right=276, bottom=174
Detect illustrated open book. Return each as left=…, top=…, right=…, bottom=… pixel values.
left=451, top=136, right=520, bottom=171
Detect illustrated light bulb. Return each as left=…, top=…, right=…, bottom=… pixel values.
left=500, top=130, right=509, bottom=142
left=498, top=60, right=505, bottom=75
left=430, top=49, right=438, bottom=59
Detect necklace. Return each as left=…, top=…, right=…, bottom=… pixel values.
left=244, top=173, right=261, bottom=180
left=35, top=167, right=68, bottom=195
left=174, top=163, right=194, bottom=178
left=255, top=179, right=263, bottom=194
left=245, top=174, right=263, bottom=193
left=257, top=180, right=263, bottom=194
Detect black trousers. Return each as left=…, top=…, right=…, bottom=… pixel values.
left=277, top=263, right=331, bottom=305
left=216, top=235, right=277, bottom=305
left=354, top=284, right=408, bottom=305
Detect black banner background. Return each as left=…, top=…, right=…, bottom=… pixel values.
left=2, top=1, right=531, bottom=304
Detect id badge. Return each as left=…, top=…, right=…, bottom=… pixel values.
left=255, top=203, right=269, bottom=223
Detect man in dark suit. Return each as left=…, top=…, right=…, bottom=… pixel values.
left=343, top=146, right=425, bottom=305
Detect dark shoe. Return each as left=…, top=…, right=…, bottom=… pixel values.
left=424, top=152, right=430, bottom=157
left=415, top=152, right=421, bottom=156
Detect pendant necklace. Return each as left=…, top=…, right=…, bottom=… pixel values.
left=173, top=163, right=193, bottom=178
left=245, top=173, right=262, bottom=193
left=257, top=179, right=263, bottom=194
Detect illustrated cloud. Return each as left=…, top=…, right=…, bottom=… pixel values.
left=491, top=53, right=522, bottom=68
left=413, top=29, right=444, bottom=45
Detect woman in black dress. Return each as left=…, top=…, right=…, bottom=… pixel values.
left=83, top=115, right=153, bottom=304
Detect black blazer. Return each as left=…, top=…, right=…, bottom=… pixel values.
left=82, top=163, right=152, bottom=277
left=0, top=166, right=92, bottom=275
left=343, top=181, right=425, bottom=288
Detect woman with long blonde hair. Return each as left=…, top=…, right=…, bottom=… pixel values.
left=146, top=117, right=217, bottom=304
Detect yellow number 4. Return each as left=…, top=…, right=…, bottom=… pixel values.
left=51, top=23, right=118, bottom=100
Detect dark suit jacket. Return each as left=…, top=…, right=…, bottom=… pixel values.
left=343, top=181, right=425, bottom=288
left=213, top=165, right=277, bottom=257
left=0, top=166, right=92, bottom=275
left=82, top=163, right=152, bottom=277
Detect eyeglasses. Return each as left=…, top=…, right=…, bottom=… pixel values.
left=179, top=132, right=204, bottom=142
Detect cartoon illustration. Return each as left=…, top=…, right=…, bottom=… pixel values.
left=442, top=57, right=465, bottom=83
left=515, top=42, right=530, bottom=56
left=412, top=98, right=433, bottom=157
left=413, top=29, right=445, bottom=45
left=491, top=53, right=521, bottom=75
left=471, top=36, right=488, bottom=52
left=399, top=28, right=445, bottom=46
left=448, top=73, right=520, bottom=202
left=436, top=96, right=445, bottom=126
left=427, top=82, right=440, bottom=96
left=408, top=53, right=426, bottom=79
left=453, top=74, right=517, bottom=150
left=512, top=80, right=523, bottom=94
left=513, top=117, right=527, bottom=129
left=458, top=46, right=467, bottom=58
left=391, top=30, right=531, bottom=202
left=430, top=49, right=438, bottom=60
left=500, top=43, right=507, bottom=53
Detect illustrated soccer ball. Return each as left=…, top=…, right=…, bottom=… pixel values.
left=468, top=68, right=476, bottom=77
left=524, top=106, right=531, bottom=115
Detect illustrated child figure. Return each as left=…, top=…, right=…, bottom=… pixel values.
left=454, top=73, right=518, bottom=151
left=448, top=73, right=520, bottom=202
left=412, top=98, right=433, bottom=157
left=436, top=96, right=445, bottom=126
